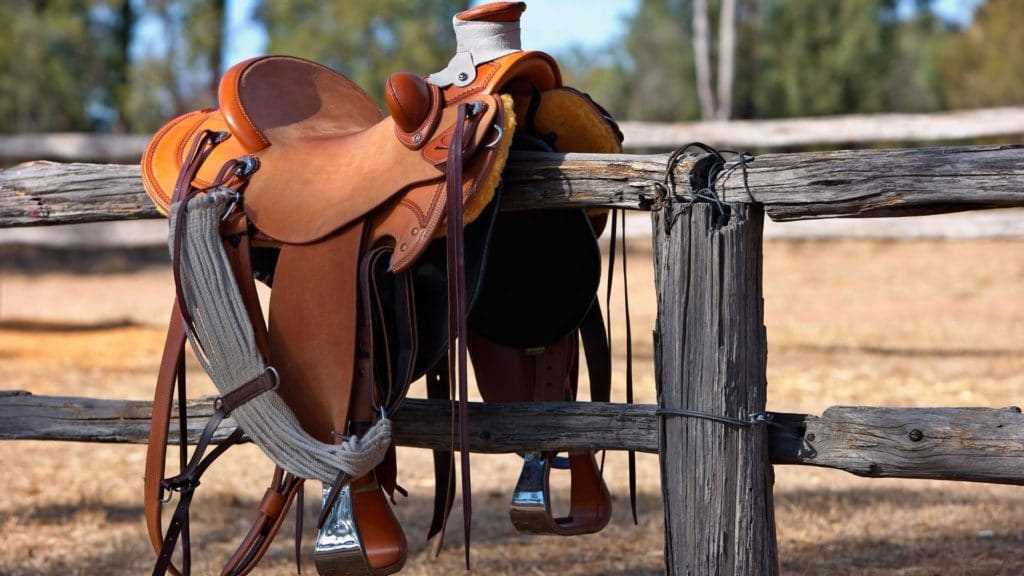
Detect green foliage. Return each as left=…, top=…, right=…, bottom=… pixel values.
left=941, top=0, right=1024, bottom=109
left=622, top=0, right=700, bottom=121
left=885, top=5, right=952, bottom=113
left=753, top=0, right=898, bottom=118
left=4, top=0, right=1023, bottom=133
left=0, top=0, right=112, bottom=132
left=258, top=0, right=468, bottom=104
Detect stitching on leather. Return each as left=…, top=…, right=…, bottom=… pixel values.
left=447, top=64, right=499, bottom=103
left=392, top=181, right=445, bottom=270
left=142, top=109, right=207, bottom=209
left=398, top=198, right=429, bottom=226
left=235, top=60, right=271, bottom=148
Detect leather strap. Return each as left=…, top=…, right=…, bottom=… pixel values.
left=606, top=209, right=637, bottom=524
left=145, top=228, right=303, bottom=576
left=426, top=364, right=455, bottom=546
left=446, top=103, right=473, bottom=570
left=144, top=303, right=187, bottom=576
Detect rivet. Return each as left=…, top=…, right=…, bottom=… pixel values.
left=908, top=429, right=924, bottom=442
left=457, top=72, right=469, bottom=82
left=399, top=243, right=407, bottom=251
left=805, top=433, right=816, bottom=442
left=410, top=227, right=419, bottom=236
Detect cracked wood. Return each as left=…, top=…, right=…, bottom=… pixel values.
left=3, top=145, right=1023, bottom=228
left=2, top=392, right=1023, bottom=484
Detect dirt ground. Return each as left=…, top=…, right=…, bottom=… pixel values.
left=1, top=236, right=1023, bottom=575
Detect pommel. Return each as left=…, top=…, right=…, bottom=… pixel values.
left=386, top=72, right=443, bottom=149
left=385, top=72, right=432, bottom=133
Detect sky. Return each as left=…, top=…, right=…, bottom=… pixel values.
left=190, top=1, right=986, bottom=67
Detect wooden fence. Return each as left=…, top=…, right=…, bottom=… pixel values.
left=2, top=106, right=1024, bottom=163
left=2, top=143, right=1024, bottom=574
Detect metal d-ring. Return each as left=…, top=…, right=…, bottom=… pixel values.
left=483, top=125, right=504, bottom=149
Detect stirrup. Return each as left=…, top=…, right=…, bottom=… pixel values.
left=509, top=451, right=612, bottom=536
left=314, top=479, right=406, bottom=576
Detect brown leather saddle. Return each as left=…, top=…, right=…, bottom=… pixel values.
left=141, top=3, right=624, bottom=575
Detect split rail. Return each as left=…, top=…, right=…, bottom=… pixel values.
left=2, top=143, right=1023, bottom=574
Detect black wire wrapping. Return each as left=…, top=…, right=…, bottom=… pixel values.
left=654, top=142, right=755, bottom=234
left=651, top=142, right=774, bottom=431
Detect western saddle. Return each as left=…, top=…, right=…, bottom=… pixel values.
left=140, top=2, right=626, bottom=575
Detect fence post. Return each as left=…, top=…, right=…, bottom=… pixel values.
left=652, top=201, right=777, bottom=575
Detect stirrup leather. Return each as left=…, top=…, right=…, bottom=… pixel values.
left=510, top=451, right=611, bottom=536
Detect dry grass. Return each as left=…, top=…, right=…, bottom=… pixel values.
left=1, top=237, right=1023, bottom=575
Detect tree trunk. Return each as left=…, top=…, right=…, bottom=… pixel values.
left=208, top=0, right=227, bottom=103
left=716, top=0, right=737, bottom=120
left=112, top=0, right=136, bottom=132
left=692, top=0, right=716, bottom=120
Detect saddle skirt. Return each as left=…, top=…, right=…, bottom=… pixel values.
left=140, top=3, right=625, bottom=576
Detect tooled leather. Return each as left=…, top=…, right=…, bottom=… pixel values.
left=421, top=100, right=489, bottom=167
left=374, top=131, right=498, bottom=273
left=441, top=62, right=500, bottom=103
left=442, top=51, right=562, bottom=105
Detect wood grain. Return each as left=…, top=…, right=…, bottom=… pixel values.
left=2, top=391, right=1023, bottom=485
left=3, top=145, right=1023, bottom=228
left=652, top=202, right=778, bottom=575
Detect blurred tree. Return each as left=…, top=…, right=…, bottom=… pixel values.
left=557, top=46, right=631, bottom=122
left=257, top=0, right=468, bottom=104
left=886, top=0, right=952, bottom=113
left=753, top=0, right=898, bottom=118
left=123, top=0, right=229, bottom=131
left=620, top=0, right=701, bottom=121
left=941, top=0, right=1024, bottom=109
left=0, top=0, right=111, bottom=132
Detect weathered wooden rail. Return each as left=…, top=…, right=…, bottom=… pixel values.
left=1, top=144, right=1022, bottom=575
left=3, top=106, right=1023, bottom=162
left=5, top=391, right=1023, bottom=485
left=2, top=145, right=1023, bottom=228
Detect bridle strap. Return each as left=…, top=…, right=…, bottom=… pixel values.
left=144, top=227, right=303, bottom=576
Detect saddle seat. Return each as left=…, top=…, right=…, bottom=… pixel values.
left=145, top=55, right=510, bottom=273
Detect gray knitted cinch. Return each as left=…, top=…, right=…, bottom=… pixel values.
left=169, top=188, right=391, bottom=485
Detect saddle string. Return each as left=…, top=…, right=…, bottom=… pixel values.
left=601, top=210, right=617, bottom=474
left=619, top=211, right=638, bottom=526
left=445, top=102, right=473, bottom=570
left=602, top=209, right=638, bottom=524
left=173, top=345, right=191, bottom=575
left=425, top=364, right=456, bottom=551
